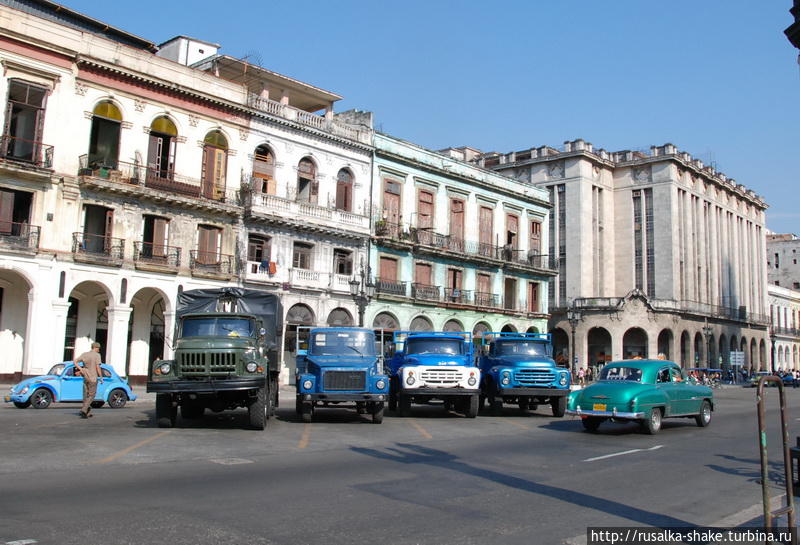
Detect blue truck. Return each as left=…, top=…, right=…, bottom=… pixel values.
left=478, top=332, right=570, bottom=417
left=295, top=327, right=389, bottom=424
left=386, top=331, right=480, bottom=418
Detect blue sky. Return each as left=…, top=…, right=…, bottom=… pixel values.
left=65, top=0, right=800, bottom=233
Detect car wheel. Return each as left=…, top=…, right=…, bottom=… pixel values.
left=465, top=394, right=479, bottom=418
left=642, top=407, right=662, bottom=435
left=247, top=386, right=268, bottom=430
left=399, top=394, right=411, bottom=417
left=90, top=401, right=105, bottom=409
left=31, top=388, right=52, bottom=409
left=155, top=393, right=176, bottom=428
left=13, top=401, right=30, bottom=409
left=695, top=400, right=712, bottom=428
left=371, top=401, right=384, bottom=424
left=582, top=417, right=602, bottom=432
left=107, top=389, right=128, bottom=409
left=551, top=396, right=567, bottom=417
left=300, top=401, right=313, bottom=423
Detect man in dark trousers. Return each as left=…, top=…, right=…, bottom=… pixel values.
left=74, top=342, right=103, bottom=418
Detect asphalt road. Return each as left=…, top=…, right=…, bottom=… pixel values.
left=0, top=385, right=796, bottom=545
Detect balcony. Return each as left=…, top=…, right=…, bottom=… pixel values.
left=444, top=288, right=472, bottom=305
left=72, top=233, right=124, bottom=266
left=289, top=268, right=327, bottom=291
left=1, top=135, right=53, bottom=169
left=245, top=187, right=370, bottom=235
left=375, top=278, right=408, bottom=298
left=246, top=94, right=372, bottom=144
left=474, top=292, right=502, bottom=309
left=0, top=222, right=40, bottom=253
left=189, top=251, right=234, bottom=279
left=411, top=283, right=441, bottom=302
left=133, top=242, right=181, bottom=274
left=78, top=156, right=238, bottom=205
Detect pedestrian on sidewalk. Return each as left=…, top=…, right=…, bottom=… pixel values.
left=578, top=367, right=585, bottom=387
left=74, top=342, right=103, bottom=419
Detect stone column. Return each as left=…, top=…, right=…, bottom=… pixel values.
left=36, top=299, right=72, bottom=373
left=105, top=305, right=132, bottom=376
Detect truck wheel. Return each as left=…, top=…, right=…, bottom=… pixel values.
left=248, top=387, right=268, bottom=430
left=371, top=402, right=385, bottom=424
left=270, top=378, right=278, bottom=415
left=465, top=395, right=479, bottom=418
left=181, top=401, right=204, bottom=420
left=551, top=396, right=566, bottom=417
left=399, top=394, right=411, bottom=417
left=301, top=401, right=313, bottom=423
left=156, top=394, right=176, bottom=428
left=295, top=396, right=303, bottom=415
left=490, top=396, right=503, bottom=416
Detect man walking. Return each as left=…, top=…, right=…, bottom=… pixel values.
left=74, top=342, right=103, bottom=418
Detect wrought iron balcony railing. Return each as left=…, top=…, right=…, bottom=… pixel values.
left=1, top=135, right=53, bottom=168
left=72, top=232, right=125, bottom=262
left=133, top=241, right=181, bottom=268
left=189, top=251, right=233, bottom=275
left=0, top=221, right=40, bottom=250
left=411, top=283, right=441, bottom=301
left=375, top=278, right=408, bottom=297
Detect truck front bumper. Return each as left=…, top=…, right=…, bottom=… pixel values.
left=298, top=393, right=387, bottom=402
left=496, top=387, right=569, bottom=398
left=147, top=377, right=266, bottom=394
left=400, top=387, right=480, bottom=396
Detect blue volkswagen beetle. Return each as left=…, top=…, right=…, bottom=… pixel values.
left=4, top=362, right=137, bottom=409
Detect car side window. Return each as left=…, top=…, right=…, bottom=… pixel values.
left=656, top=368, right=670, bottom=383
left=102, top=368, right=112, bottom=378
left=63, top=367, right=75, bottom=377
left=670, top=368, right=683, bottom=382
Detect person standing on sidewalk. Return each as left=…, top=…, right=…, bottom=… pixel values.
left=74, top=342, right=103, bottom=418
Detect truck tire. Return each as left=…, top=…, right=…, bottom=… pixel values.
left=270, top=377, right=278, bottom=415
left=356, top=402, right=367, bottom=414
left=248, top=386, right=268, bottom=430
left=371, top=401, right=384, bottom=424
left=551, top=396, right=566, bottom=417
left=156, top=394, right=176, bottom=428
left=465, top=394, right=479, bottom=418
left=295, top=396, right=303, bottom=415
left=301, top=401, right=313, bottom=423
left=398, top=394, right=411, bottom=417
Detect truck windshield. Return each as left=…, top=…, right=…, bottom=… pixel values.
left=181, top=317, right=255, bottom=338
left=493, top=341, right=549, bottom=357
left=310, top=330, right=375, bottom=356
left=599, top=366, right=643, bottom=382
left=405, top=338, right=464, bottom=356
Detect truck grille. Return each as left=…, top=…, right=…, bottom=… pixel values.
left=324, top=371, right=366, bottom=391
left=420, top=368, right=464, bottom=385
left=179, top=352, right=237, bottom=375
left=515, top=368, right=555, bottom=386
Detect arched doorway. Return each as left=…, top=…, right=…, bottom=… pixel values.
left=759, top=339, right=767, bottom=371
left=694, top=333, right=704, bottom=366
left=285, top=304, right=315, bottom=352
left=202, top=130, right=228, bottom=200
left=128, top=287, right=168, bottom=377
left=147, top=116, right=178, bottom=184
left=65, top=281, right=113, bottom=363
left=0, top=267, right=33, bottom=375
left=252, top=144, right=276, bottom=194
left=336, top=168, right=354, bottom=212
left=718, top=334, right=728, bottom=370
left=443, top=319, right=464, bottom=332
left=623, top=327, right=648, bottom=359
left=409, top=315, right=433, bottom=331
left=526, top=326, right=540, bottom=333
left=587, top=327, right=612, bottom=369
left=680, top=331, right=690, bottom=367
left=296, top=157, right=318, bottom=204
left=750, top=339, right=758, bottom=371
left=657, top=329, right=673, bottom=360
left=501, top=323, right=517, bottom=333
left=327, top=308, right=353, bottom=327
left=551, top=327, right=569, bottom=368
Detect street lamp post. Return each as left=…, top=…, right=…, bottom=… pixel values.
left=702, top=319, right=713, bottom=367
left=349, top=261, right=375, bottom=328
left=567, top=306, right=581, bottom=377
left=769, top=326, right=777, bottom=374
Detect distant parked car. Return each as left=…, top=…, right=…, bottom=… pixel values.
left=4, top=362, right=137, bottom=409
left=748, top=371, right=773, bottom=388
left=566, top=359, right=713, bottom=434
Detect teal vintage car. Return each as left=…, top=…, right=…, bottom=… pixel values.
left=566, top=359, right=713, bottom=434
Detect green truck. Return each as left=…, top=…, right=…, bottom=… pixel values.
left=147, top=288, right=283, bottom=430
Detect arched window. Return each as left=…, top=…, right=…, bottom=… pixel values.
left=147, top=116, right=178, bottom=182
left=202, top=130, right=228, bottom=201
left=88, top=100, right=122, bottom=169
left=409, top=316, right=433, bottom=332
left=296, top=158, right=317, bottom=204
left=336, top=168, right=353, bottom=211
left=252, top=145, right=275, bottom=194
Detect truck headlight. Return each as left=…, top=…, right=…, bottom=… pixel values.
left=303, top=380, right=313, bottom=390
left=501, top=377, right=511, bottom=385
left=158, top=363, right=171, bottom=375
left=376, top=379, right=386, bottom=390
left=246, top=362, right=258, bottom=373
left=559, top=373, right=568, bottom=386
left=468, top=376, right=477, bottom=386
left=406, top=376, right=415, bottom=386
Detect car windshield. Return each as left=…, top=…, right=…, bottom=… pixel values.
left=599, top=366, right=643, bottom=382
left=493, top=340, right=549, bottom=357
left=405, top=338, right=464, bottom=356
left=309, top=330, right=375, bottom=356
left=47, top=364, right=65, bottom=376
left=181, top=317, right=256, bottom=338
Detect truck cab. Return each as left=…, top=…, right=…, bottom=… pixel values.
left=478, top=332, right=570, bottom=416
left=295, top=327, right=389, bottom=423
left=386, top=331, right=480, bottom=418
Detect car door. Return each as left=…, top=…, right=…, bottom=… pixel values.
left=669, top=367, right=695, bottom=414
left=656, top=366, right=680, bottom=416
left=95, top=367, right=113, bottom=401
left=59, top=365, right=83, bottom=401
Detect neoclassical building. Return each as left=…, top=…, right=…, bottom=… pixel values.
left=477, top=140, right=770, bottom=371
left=0, top=2, right=372, bottom=382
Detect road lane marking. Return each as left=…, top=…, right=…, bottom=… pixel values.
left=409, top=419, right=432, bottom=439
left=583, top=445, right=663, bottom=462
left=503, top=419, right=531, bottom=431
left=209, top=458, right=253, bottom=465
left=5, top=540, right=38, bottom=545
left=30, top=421, right=73, bottom=430
left=98, top=430, right=171, bottom=464
left=297, top=424, right=311, bottom=449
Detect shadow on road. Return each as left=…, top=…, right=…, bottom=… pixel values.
left=707, top=453, right=788, bottom=488
left=351, top=442, right=696, bottom=527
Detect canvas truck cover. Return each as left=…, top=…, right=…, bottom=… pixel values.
left=176, top=288, right=283, bottom=349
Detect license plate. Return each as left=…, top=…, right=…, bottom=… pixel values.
left=593, top=403, right=606, bottom=411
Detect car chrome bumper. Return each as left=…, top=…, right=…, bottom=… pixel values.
left=566, top=407, right=646, bottom=419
